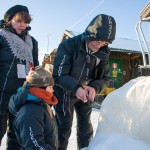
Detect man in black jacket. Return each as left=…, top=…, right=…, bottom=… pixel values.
left=52, top=14, right=116, bottom=150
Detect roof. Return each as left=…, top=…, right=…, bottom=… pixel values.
left=64, top=30, right=150, bottom=54
left=140, top=2, right=150, bottom=21
left=109, top=37, right=150, bottom=53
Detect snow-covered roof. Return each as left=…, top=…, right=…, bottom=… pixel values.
left=109, top=37, right=150, bottom=53
left=64, top=30, right=150, bottom=54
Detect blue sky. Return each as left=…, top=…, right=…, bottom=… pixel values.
left=0, top=0, right=149, bottom=63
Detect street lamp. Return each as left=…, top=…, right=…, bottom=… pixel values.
left=47, top=33, right=51, bottom=54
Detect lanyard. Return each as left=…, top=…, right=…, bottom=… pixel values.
left=85, top=42, right=90, bottom=81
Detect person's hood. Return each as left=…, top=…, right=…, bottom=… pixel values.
left=9, top=82, right=40, bottom=116
left=82, top=14, right=116, bottom=43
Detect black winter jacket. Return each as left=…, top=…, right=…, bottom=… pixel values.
left=53, top=14, right=116, bottom=96
left=53, top=34, right=111, bottom=95
left=9, top=83, right=58, bottom=150
left=0, top=28, right=39, bottom=93
left=0, top=27, right=39, bottom=112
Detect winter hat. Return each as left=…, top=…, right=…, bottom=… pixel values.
left=4, top=5, right=29, bottom=22
left=84, top=14, right=116, bottom=43
left=26, top=66, right=54, bottom=87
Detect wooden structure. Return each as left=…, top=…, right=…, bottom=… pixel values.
left=140, top=2, right=150, bottom=20
left=135, top=1, right=150, bottom=76
left=109, top=50, right=142, bottom=87
left=42, top=48, right=57, bottom=73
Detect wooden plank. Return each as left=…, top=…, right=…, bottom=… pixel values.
left=140, top=2, right=150, bottom=20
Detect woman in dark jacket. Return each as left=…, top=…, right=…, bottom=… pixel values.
left=53, top=14, right=116, bottom=150
left=0, top=5, right=39, bottom=149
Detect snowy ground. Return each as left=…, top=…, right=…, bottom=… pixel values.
left=67, top=108, right=100, bottom=150
left=1, top=108, right=100, bottom=150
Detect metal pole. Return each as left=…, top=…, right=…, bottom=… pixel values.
left=47, top=33, right=51, bottom=54
left=135, top=21, right=147, bottom=66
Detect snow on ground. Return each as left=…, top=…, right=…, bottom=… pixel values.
left=1, top=108, right=100, bottom=150
left=1, top=134, right=7, bottom=150
left=67, top=108, right=100, bottom=150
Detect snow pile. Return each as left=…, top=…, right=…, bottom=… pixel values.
left=82, top=76, right=150, bottom=150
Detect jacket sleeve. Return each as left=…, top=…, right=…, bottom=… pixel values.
left=52, top=42, right=80, bottom=94
left=14, top=112, right=55, bottom=150
left=89, top=48, right=111, bottom=94
left=31, top=36, right=39, bottom=67
left=0, top=35, right=2, bottom=48
left=9, top=82, right=30, bottom=116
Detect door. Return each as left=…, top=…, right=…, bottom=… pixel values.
left=109, top=58, right=123, bottom=88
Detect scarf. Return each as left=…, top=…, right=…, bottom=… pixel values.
left=29, top=87, right=58, bottom=105
left=0, top=28, right=33, bottom=73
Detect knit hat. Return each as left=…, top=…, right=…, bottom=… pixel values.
left=84, top=14, right=116, bottom=43
left=26, top=66, right=54, bottom=87
left=4, top=5, right=29, bottom=22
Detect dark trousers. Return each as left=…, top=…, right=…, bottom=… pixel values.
left=0, top=93, right=21, bottom=150
left=55, top=97, right=93, bottom=150
left=7, top=112, right=22, bottom=150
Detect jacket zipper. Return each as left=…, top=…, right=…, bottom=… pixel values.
left=0, top=56, right=15, bottom=105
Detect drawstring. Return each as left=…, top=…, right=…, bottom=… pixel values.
left=68, top=95, right=72, bottom=116
left=78, top=41, right=90, bottom=83
left=62, top=91, right=68, bottom=116
left=62, top=91, right=72, bottom=116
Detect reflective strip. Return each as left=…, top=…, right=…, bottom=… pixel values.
left=29, top=127, right=45, bottom=150
left=0, top=56, right=15, bottom=106
left=107, top=16, right=113, bottom=40
left=58, top=54, right=66, bottom=76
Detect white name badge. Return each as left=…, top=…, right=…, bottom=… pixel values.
left=17, top=64, right=26, bottom=78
